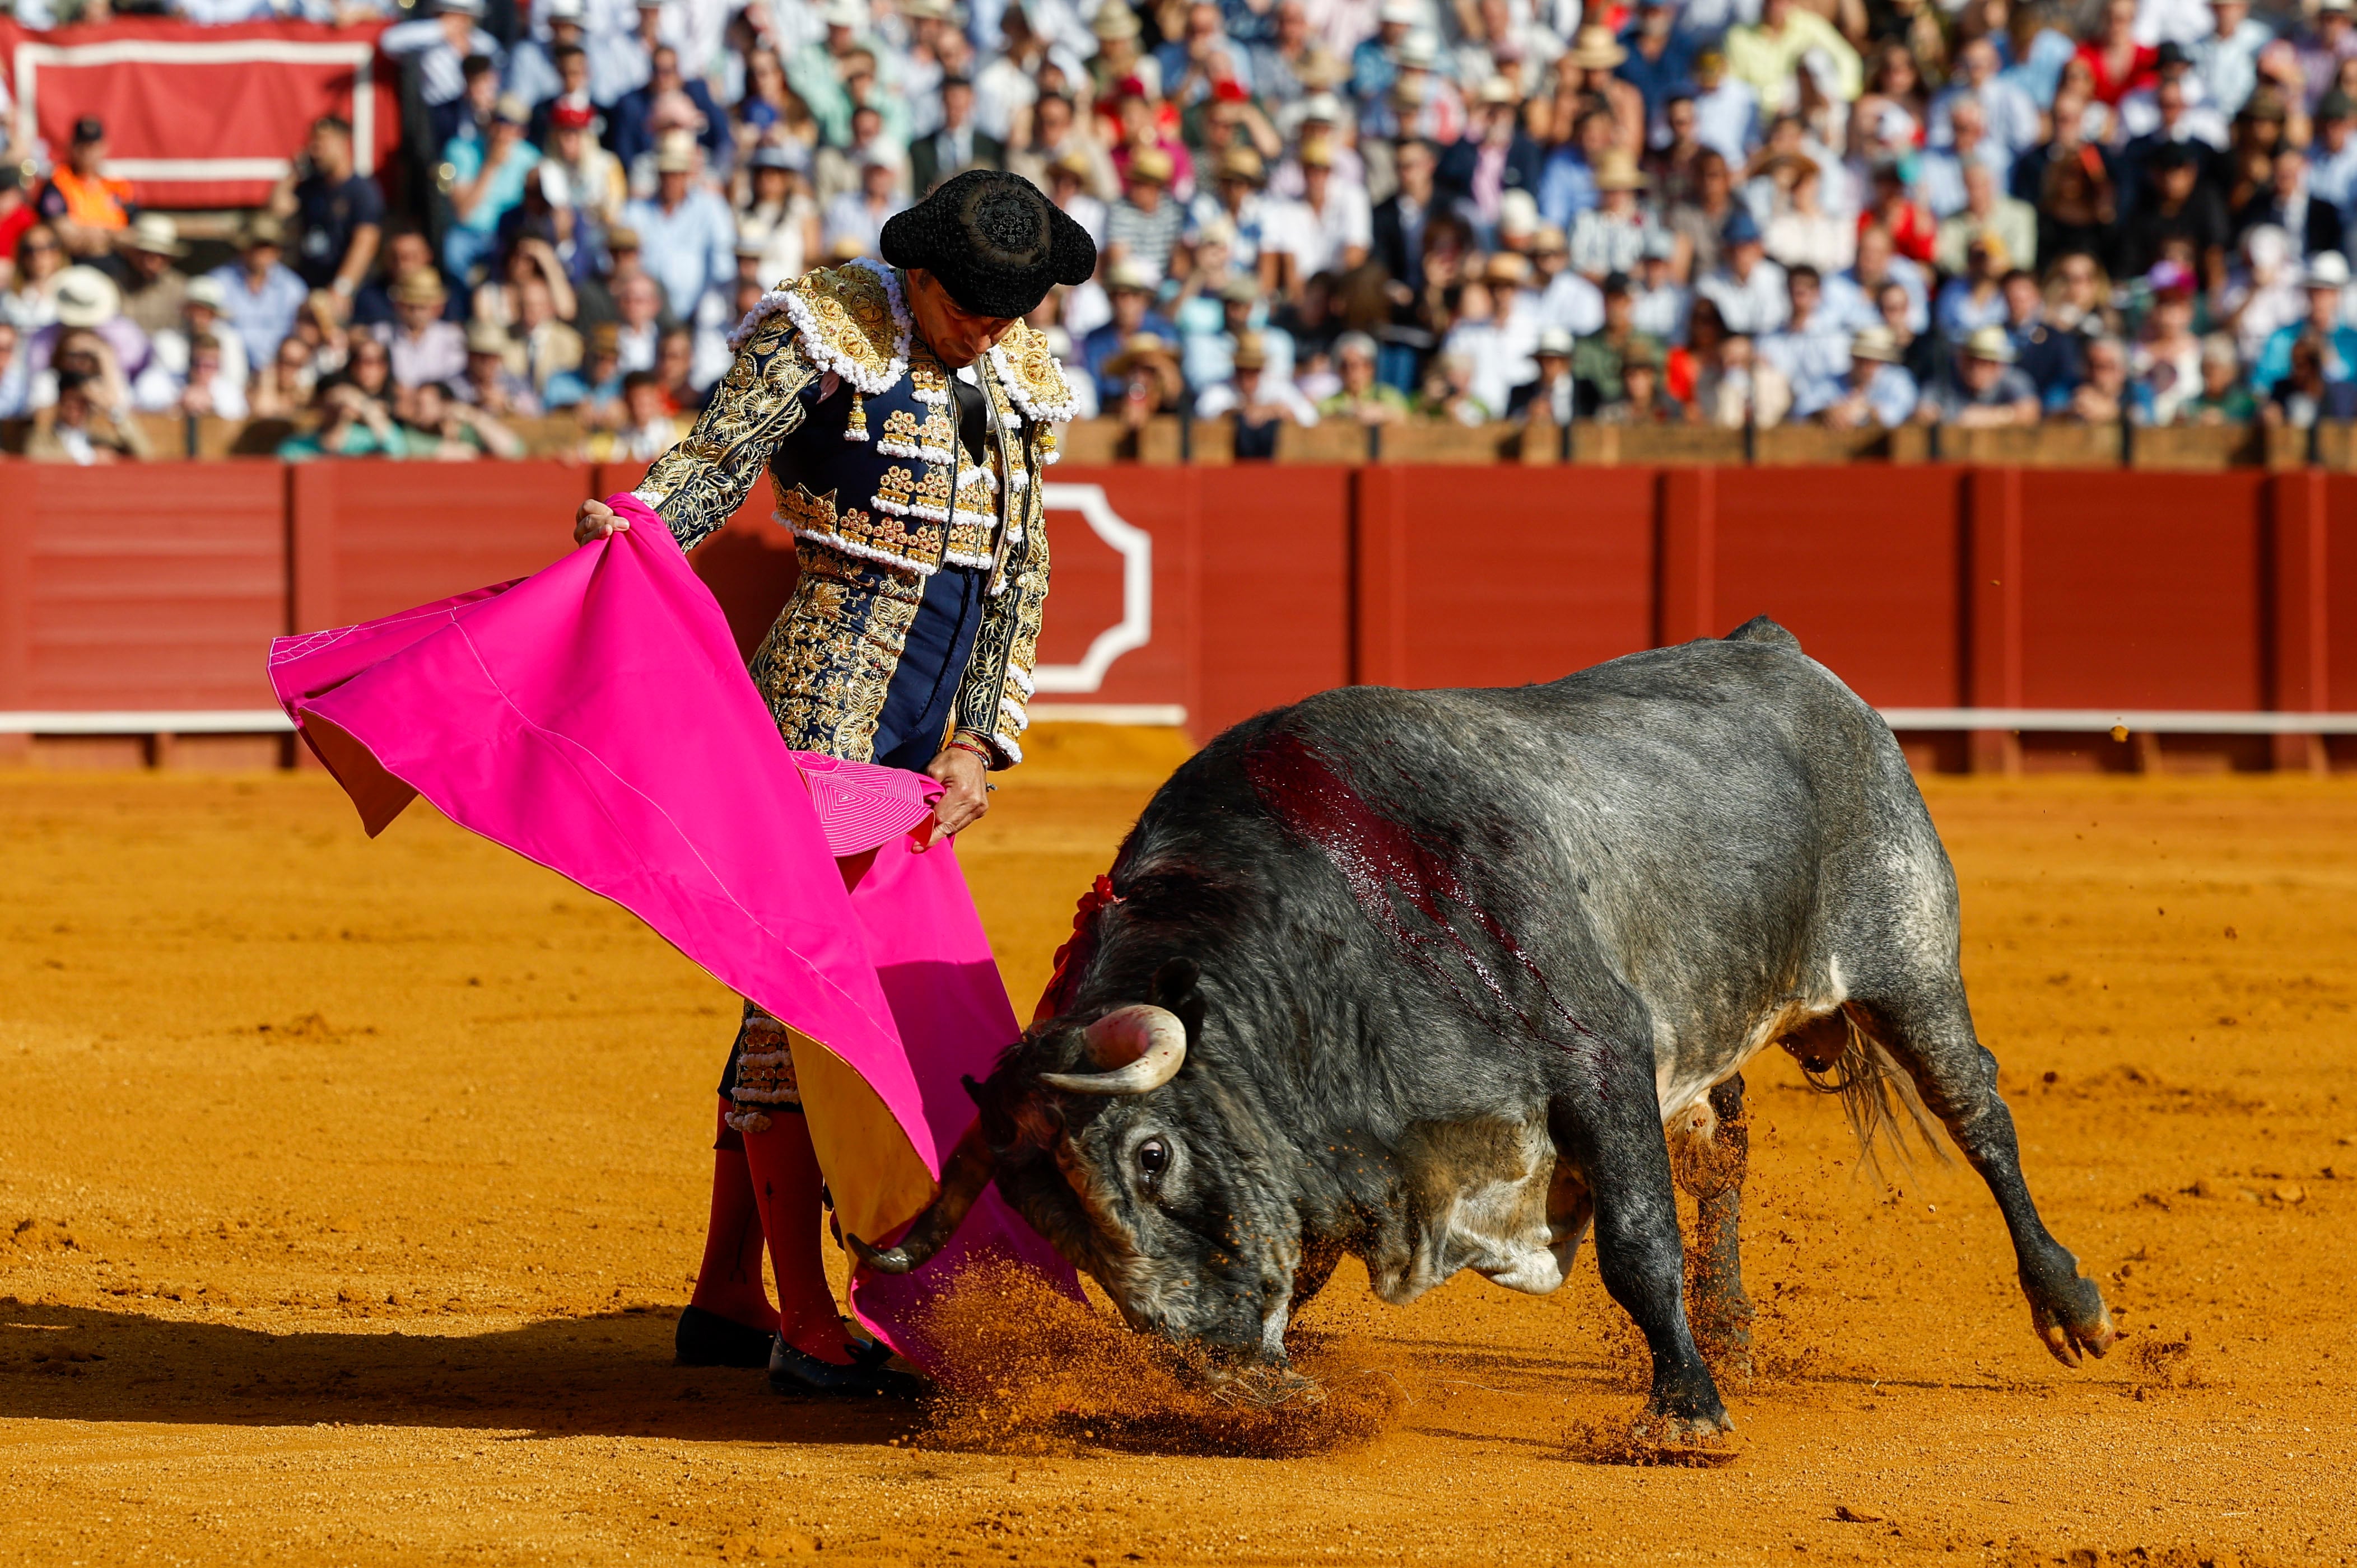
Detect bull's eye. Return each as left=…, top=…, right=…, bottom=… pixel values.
left=1136, top=1138, right=1170, bottom=1179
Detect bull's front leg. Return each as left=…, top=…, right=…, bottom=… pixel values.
left=1549, top=1052, right=1732, bottom=1445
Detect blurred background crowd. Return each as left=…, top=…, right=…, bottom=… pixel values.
left=4, top=0, right=2357, bottom=461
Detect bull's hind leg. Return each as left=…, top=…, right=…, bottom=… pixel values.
left=1851, top=988, right=2115, bottom=1366
left=1670, top=1074, right=1753, bottom=1381
left=1550, top=1067, right=1732, bottom=1443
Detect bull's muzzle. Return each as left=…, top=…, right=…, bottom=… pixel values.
left=845, top=1004, right=1190, bottom=1276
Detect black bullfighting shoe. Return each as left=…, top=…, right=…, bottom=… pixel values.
left=674, top=1305, right=779, bottom=1369
left=767, top=1330, right=927, bottom=1399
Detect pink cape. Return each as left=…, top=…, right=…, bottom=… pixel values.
left=265, top=501, right=1077, bottom=1367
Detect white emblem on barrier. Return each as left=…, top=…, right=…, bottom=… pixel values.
left=1032, top=483, right=1152, bottom=694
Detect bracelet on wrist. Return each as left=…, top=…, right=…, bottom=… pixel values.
left=947, top=737, right=994, bottom=767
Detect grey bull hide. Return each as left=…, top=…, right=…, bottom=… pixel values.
left=853, top=616, right=2116, bottom=1441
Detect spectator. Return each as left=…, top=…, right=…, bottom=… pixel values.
left=1418, top=347, right=1492, bottom=424
left=1535, top=225, right=1605, bottom=337
left=2252, top=251, right=2357, bottom=391
left=582, top=369, right=687, bottom=459
left=1568, top=152, right=1658, bottom=282
left=1438, top=77, right=1544, bottom=242
left=36, top=117, right=134, bottom=261
left=276, top=116, right=384, bottom=309
left=460, top=319, right=543, bottom=417
left=1917, top=99, right=2009, bottom=221
left=1697, top=208, right=1788, bottom=335
left=608, top=44, right=726, bottom=173
left=1595, top=342, right=1681, bottom=423
left=1277, top=138, right=1372, bottom=283
left=2132, top=269, right=2205, bottom=421
left=377, top=269, right=468, bottom=390
left=2235, top=146, right=2342, bottom=259
left=1826, top=223, right=1929, bottom=334
left=2003, top=268, right=2083, bottom=400
left=1757, top=264, right=1848, bottom=418
left=282, top=336, right=406, bottom=459
left=400, top=379, right=525, bottom=458
left=2120, top=43, right=2232, bottom=147
left=1687, top=49, right=1760, bottom=171
left=0, top=170, right=34, bottom=288
left=445, top=95, right=543, bottom=282
left=1631, top=231, right=1692, bottom=344
left=627, top=133, right=738, bottom=318
left=738, top=143, right=820, bottom=284
left=352, top=227, right=441, bottom=329
left=1689, top=330, right=1791, bottom=427
left=1619, top=0, right=1695, bottom=133
left=1081, top=260, right=1177, bottom=403
left=1572, top=274, right=1662, bottom=416
left=205, top=217, right=309, bottom=374
left=1194, top=332, right=1317, bottom=458
left=1934, top=37, right=2043, bottom=161
left=249, top=335, right=322, bottom=422
left=1508, top=327, right=1578, bottom=424
left=26, top=368, right=151, bottom=464
left=2300, top=0, right=2357, bottom=109
left=1819, top=326, right=1918, bottom=430
left=1666, top=149, right=1739, bottom=284
left=1936, top=234, right=2014, bottom=342
left=1103, top=332, right=1186, bottom=431
left=1372, top=139, right=1437, bottom=291
left=148, top=276, right=249, bottom=404
left=174, top=333, right=251, bottom=421
left=1725, top=0, right=1862, bottom=114
left=2265, top=333, right=2357, bottom=425
left=911, top=76, right=1007, bottom=194
left=117, top=216, right=191, bottom=341
left=1936, top=164, right=2038, bottom=278
left=1914, top=323, right=2041, bottom=425
left=821, top=148, right=909, bottom=260
left=2225, top=225, right=2304, bottom=362
left=2180, top=332, right=2257, bottom=421
left=557, top=321, right=626, bottom=422
left=2078, top=0, right=2158, bottom=107
left=381, top=0, right=504, bottom=144
left=1318, top=330, right=1411, bottom=423
left=1537, top=106, right=1617, bottom=232
left=1761, top=156, right=1852, bottom=275
left=1106, top=147, right=1186, bottom=279
left=653, top=323, right=704, bottom=412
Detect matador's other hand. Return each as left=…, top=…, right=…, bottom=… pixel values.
left=921, top=744, right=991, bottom=847
left=575, top=497, right=626, bottom=545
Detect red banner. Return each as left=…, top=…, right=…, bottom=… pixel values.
left=0, top=18, right=399, bottom=210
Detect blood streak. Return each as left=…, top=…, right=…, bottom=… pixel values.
left=1243, top=730, right=1603, bottom=1077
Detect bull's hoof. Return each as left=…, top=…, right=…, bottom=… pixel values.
left=2027, top=1272, right=2117, bottom=1368
left=1625, top=1404, right=1742, bottom=1464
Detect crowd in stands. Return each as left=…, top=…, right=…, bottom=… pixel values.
left=5, top=0, right=2357, bottom=461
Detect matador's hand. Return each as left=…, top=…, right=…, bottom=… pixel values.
left=574, top=497, right=626, bottom=545
left=921, top=745, right=991, bottom=847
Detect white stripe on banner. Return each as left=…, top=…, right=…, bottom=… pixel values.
left=12, top=36, right=382, bottom=181
left=104, top=157, right=293, bottom=180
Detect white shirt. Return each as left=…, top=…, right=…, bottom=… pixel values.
left=1698, top=257, right=1790, bottom=335
left=1195, top=376, right=1321, bottom=424
left=1274, top=184, right=1373, bottom=278
left=1539, top=270, right=1605, bottom=336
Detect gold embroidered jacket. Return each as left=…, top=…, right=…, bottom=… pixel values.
left=632, top=259, right=1075, bottom=767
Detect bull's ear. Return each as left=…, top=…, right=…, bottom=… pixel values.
left=1151, top=957, right=1206, bottom=1043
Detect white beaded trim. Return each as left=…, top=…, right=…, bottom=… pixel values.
left=1008, top=665, right=1036, bottom=697
left=1000, top=695, right=1030, bottom=734
left=630, top=484, right=665, bottom=508
left=912, top=386, right=951, bottom=407
left=994, top=732, right=1024, bottom=764
left=987, top=342, right=1080, bottom=423
left=735, top=258, right=910, bottom=396
left=942, top=546, right=996, bottom=569
left=877, top=439, right=957, bottom=464
left=784, top=518, right=939, bottom=576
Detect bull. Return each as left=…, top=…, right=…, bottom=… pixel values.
left=852, top=618, right=2116, bottom=1440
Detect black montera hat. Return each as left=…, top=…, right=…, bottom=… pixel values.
left=881, top=169, right=1098, bottom=320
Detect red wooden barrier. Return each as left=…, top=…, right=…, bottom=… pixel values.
left=290, top=462, right=595, bottom=632
left=3, top=460, right=2350, bottom=772
left=1355, top=466, right=1657, bottom=689
left=0, top=463, right=287, bottom=712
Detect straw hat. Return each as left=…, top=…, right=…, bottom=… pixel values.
left=465, top=319, right=511, bottom=355
left=1850, top=326, right=1902, bottom=363
left=1092, top=3, right=1142, bottom=38
left=392, top=268, right=449, bottom=306
left=1104, top=330, right=1181, bottom=382
left=53, top=267, right=121, bottom=329
left=1126, top=146, right=1174, bottom=184
left=124, top=213, right=187, bottom=258
left=1961, top=324, right=2016, bottom=363
left=1594, top=150, right=1650, bottom=190
left=1217, top=144, right=1266, bottom=184
left=1231, top=331, right=1270, bottom=371
left=1567, top=25, right=1627, bottom=69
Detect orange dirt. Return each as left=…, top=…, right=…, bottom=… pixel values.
left=2, top=730, right=2351, bottom=1566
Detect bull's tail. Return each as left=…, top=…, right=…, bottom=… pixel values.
left=1792, top=1004, right=1949, bottom=1182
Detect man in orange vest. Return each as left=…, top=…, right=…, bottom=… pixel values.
left=39, top=117, right=137, bottom=260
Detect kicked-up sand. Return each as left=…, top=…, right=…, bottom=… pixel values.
left=1, top=726, right=2351, bottom=1566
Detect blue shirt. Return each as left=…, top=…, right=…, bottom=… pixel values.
left=203, top=260, right=310, bottom=373
left=2254, top=321, right=2357, bottom=392
left=1537, top=147, right=1597, bottom=232
left=622, top=187, right=737, bottom=322
left=1758, top=319, right=1851, bottom=417
left=445, top=134, right=543, bottom=236
left=1858, top=362, right=1919, bottom=428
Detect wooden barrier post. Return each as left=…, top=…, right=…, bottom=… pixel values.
left=1350, top=466, right=1407, bottom=687
left=2267, top=468, right=2331, bottom=773
left=0, top=472, right=29, bottom=764
left=1657, top=466, right=1715, bottom=644
left=1965, top=465, right=2024, bottom=774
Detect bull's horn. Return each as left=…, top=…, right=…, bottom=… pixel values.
left=1038, top=1004, right=1189, bottom=1096
left=845, top=1116, right=999, bottom=1276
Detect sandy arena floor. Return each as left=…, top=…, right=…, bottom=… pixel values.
left=2, top=729, right=2352, bottom=1566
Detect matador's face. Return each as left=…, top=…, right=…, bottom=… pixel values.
left=906, top=268, right=1019, bottom=369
